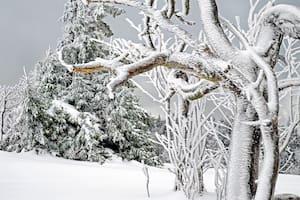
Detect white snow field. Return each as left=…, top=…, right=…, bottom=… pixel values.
left=0, top=151, right=299, bottom=200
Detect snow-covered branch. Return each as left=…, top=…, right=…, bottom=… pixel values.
left=87, top=0, right=204, bottom=49
left=255, top=4, right=300, bottom=64
left=196, top=0, right=236, bottom=60
left=279, top=78, right=300, bottom=91
left=59, top=49, right=231, bottom=98
left=279, top=120, right=300, bottom=153
left=167, top=71, right=219, bottom=100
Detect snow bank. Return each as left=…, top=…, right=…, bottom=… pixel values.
left=0, top=151, right=299, bottom=200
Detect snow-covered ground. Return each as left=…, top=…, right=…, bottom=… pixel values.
left=0, top=151, right=299, bottom=200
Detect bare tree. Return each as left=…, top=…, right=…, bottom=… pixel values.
left=0, top=84, right=23, bottom=143
left=0, top=86, right=11, bottom=141
left=59, top=0, right=300, bottom=199
left=96, top=18, right=215, bottom=198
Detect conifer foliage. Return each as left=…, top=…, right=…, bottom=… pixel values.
left=0, top=0, right=161, bottom=166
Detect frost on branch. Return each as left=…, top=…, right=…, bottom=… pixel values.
left=59, top=47, right=231, bottom=99
left=260, top=5, right=300, bottom=40
left=81, top=0, right=89, bottom=5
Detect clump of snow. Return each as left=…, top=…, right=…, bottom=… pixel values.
left=81, top=0, right=89, bottom=5
left=48, top=100, right=80, bottom=120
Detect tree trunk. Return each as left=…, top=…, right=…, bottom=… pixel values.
left=197, top=166, right=205, bottom=193
left=226, top=97, right=257, bottom=200
left=249, top=127, right=261, bottom=197
left=0, top=98, right=7, bottom=142
left=254, top=116, right=279, bottom=200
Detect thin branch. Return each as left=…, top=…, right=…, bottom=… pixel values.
left=182, top=0, right=190, bottom=16
left=92, top=0, right=204, bottom=49
left=279, top=78, right=300, bottom=91
left=279, top=120, right=300, bottom=153
left=167, top=72, right=219, bottom=100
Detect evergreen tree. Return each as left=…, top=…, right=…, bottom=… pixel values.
left=9, top=50, right=73, bottom=154
left=58, top=0, right=161, bottom=165
left=3, top=0, right=161, bottom=166
left=47, top=100, right=109, bottom=163
left=34, top=49, right=72, bottom=100
left=59, top=0, right=123, bottom=64
left=105, top=88, right=161, bottom=165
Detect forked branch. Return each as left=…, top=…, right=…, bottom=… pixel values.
left=58, top=49, right=231, bottom=98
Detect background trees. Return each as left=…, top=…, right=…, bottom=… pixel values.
left=0, top=0, right=161, bottom=166
left=0, top=80, right=25, bottom=151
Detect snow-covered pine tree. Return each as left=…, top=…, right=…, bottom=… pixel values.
left=11, top=56, right=109, bottom=161
left=46, top=99, right=110, bottom=163
left=2, top=49, right=73, bottom=154
left=34, top=49, right=72, bottom=100
left=58, top=0, right=161, bottom=165
left=105, top=88, right=161, bottom=166
left=2, top=72, right=49, bottom=153
left=59, top=0, right=123, bottom=64
left=3, top=0, right=160, bottom=165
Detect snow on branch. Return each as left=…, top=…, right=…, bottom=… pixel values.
left=255, top=4, right=300, bottom=61
left=279, top=120, right=300, bottom=153
left=197, top=2, right=300, bottom=113
left=196, top=0, right=237, bottom=60
left=220, top=12, right=279, bottom=114
left=278, top=78, right=300, bottom=91
left=86, top=0, right=204, bottom=49
left=220, top=16, right=250, bottom=50
left=260, top=5, right=300, bottom=40
left=167, top=71, right=219, bottom=100
left=140, top=0, right=155, bottom=50
left=81, top=0, right=89, bottom=5
left=59, top=48, right=231, bottom=98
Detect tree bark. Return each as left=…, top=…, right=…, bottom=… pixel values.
left=249, top=127, right=261, bottom=197
left=0, top=97, right=7, bottom=142
left=226, top=96, right=257, bottom=200
left=254, top=116, right=279, bottom=200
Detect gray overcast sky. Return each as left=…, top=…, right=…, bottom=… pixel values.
left=0, top=0, right=299, bottom=116
left=0, top=0, right=67, bottom=85
left=1, top=0, right=299, bottom=86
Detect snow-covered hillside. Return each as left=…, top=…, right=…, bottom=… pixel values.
left=0, top=151, right=299, bottom=200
